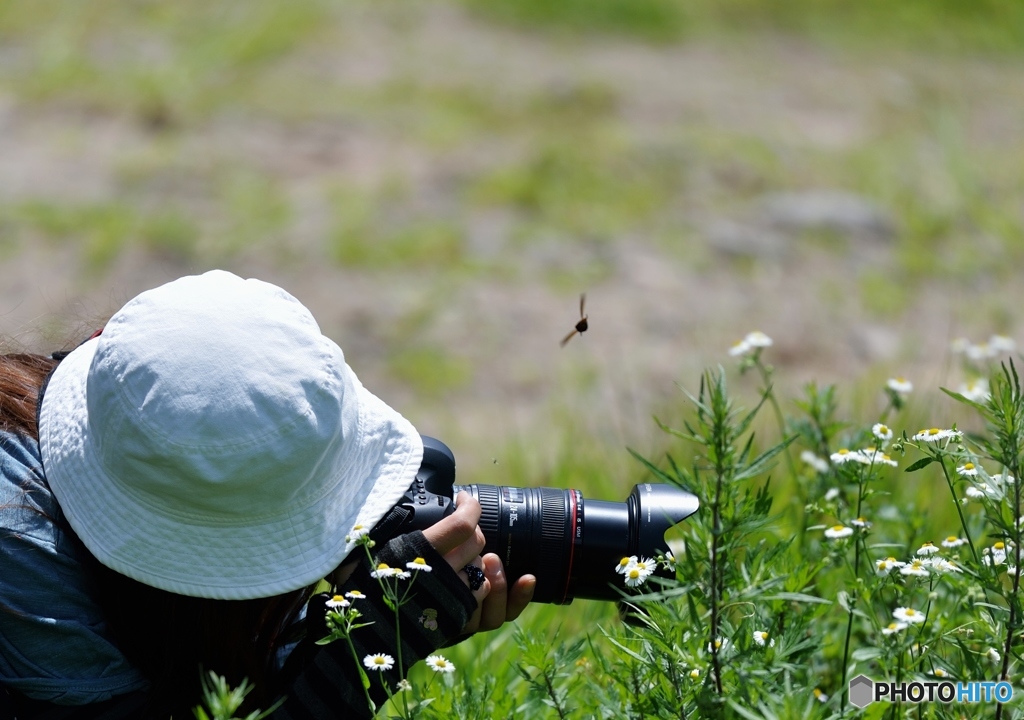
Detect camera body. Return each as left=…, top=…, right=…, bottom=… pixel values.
left=369, top=436, right=700, bottom=604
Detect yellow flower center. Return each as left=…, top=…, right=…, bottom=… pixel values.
left=436, top=659, right=448, bottom=668
left=838, top=449, right=850, bottom=455
left=832, top=525, right=846, bottom=531
left=964, top=463, right=975, bottom=470
left=878, top=425, right=889, bottom=434
left=946, top=536, right=958, bottom=542
left=896, top=377, right=907, bottom=382
left=619, top=557, right=631, bottom=567
left=377, top=563, right=391, bottom=571
left=857, top=517, right=866, bottom=523
left=995, top=542, right=1006, bottom=550
left=714, top=640, right=722, bottom=648
left=412, top=557, right=427, bottom=565
left=887, top=623, right=899, bottom=630
left=331, top=594, right=345, bottom=603
left=813, top=689, right=824, bottom=698
left=628, top=569, right=641, bottom=579
left=905, top=609, right=917, bottom=616
left=928, top=428, right=941, bottom=435
left=373, top=657, right=387, bottom=665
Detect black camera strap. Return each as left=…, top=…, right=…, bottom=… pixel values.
left=368, top=504, right=414, bottom=547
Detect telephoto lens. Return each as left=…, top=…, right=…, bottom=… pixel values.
left=374, top=437, right=700, bottom=604
left=456, top=482, right=699, bottom=604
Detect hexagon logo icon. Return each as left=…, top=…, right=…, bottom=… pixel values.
left=849, top=674, right=874, bottom=708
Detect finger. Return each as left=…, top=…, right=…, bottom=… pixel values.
left=506, top=574, right=535, bottom=622
left=422, top=491, right=482, bottom=556
left=477, top=554, right=508, bottom=632
left=444, top=524, right=486, bottom=571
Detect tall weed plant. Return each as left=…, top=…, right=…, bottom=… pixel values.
left=202, top=334, right=1024, bottom=719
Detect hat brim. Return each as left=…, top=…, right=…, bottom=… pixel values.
left=40, top=338, right=423, bottom=600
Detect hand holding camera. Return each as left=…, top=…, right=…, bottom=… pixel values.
left=422, top=491, right=536, bottom=634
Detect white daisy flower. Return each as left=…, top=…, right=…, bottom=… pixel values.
left=813, top=689, right=828, bottom=703
left=396, top=679, right=413, bottom=692
left=370, top=563, right=400, bottom=579
left=345, top=590, right=366, bottom=600
left=877, top=453, right=898, bottom=467
left=752, top=630, right=775, bottom=648
left=633, top=557, right=656, bottom=575
left=728, top=340, right=751, bottom=357
left=407, top=557, right=433, bottom=572
left=959, top=378, right=990, bottom=403
left=957, top=462, right=980, bottom=477
left=989, top=335, right=1016, bottom=353
left=425, top=654, right=456, bottom=673
left=689, top=668, right=701, bottom=680
left=900, top=559, right=930, bottom=577
left=363, top=653, right=395, bottom=671
left=830, top=449, right=860, bottom=465
left=882, top=622, right=908, bottom=636
left=893, top=607, right=926, bottom=624
left=872, top=423, right=893, bottom=442
left=744, top=331, right=773, bottom=348
left=932, top=668, right=949, bottom=678
left=801, top=450, right=830, bottom=474
left=851, top=517, right=871, bottom=528
left=824, top=525, right=854, bottom=539
left=966, top=343, right=996, bottom=361
left=941, top=536, right=966, bottom=548
left=929, top=558, right=962, bottom=573
left=824, top=487, right=840, bottom=501
left=887, top=377, right=913, bottom=394
left=965, top=486, right=987, bottom=500
left=661, top=551, right=676, bottom=572
left=345, top=524, right=369, bottom=543
left=325, top=594, right=350, bottom=609
left=916, top=542, right=939, bottom=556
left=912, top=428, right=962, bottom=443
left=707, top=637, right=730, bottom=653
left=624, top=566, right=651, bottom=587
left=875, top=557, right=905, bottom=575
left=615, top=556, right=638, bottom=575
left=987, top=648, right=1001, bottom=663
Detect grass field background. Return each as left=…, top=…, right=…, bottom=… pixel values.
left=1, top=2, right=1023, bottom=716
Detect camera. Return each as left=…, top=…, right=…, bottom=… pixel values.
left=369, top=436, right=700, bottom=604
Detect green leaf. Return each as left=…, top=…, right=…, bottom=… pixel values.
left=764, top=592, right=832, bottom=605
left=904, top=456, right=935, bottom=473
left=940, top=386, right=989, bottom=414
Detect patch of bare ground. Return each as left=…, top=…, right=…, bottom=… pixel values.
left=2, top=3, right=1023, bottom=474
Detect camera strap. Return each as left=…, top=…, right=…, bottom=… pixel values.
left=368, top=504, right=414, bottom=547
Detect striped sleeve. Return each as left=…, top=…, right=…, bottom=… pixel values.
left=273, top=531, right=477, bottom=719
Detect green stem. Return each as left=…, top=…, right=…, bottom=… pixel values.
left=346, top=634, right=376, bottom=716
left=936, top=454, right=979, bottom=565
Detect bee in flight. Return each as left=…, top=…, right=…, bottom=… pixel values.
left=559, top=293, right=589, bottom=347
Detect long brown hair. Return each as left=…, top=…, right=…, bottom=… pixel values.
left=0, top=353, right=57, bottom=438
left=1, top=351, right=311, bottom=717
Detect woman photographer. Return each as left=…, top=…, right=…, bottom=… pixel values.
left=0, top=270, right=534, bottom=719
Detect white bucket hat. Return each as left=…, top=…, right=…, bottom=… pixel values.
left=38, top=270, right=423, bottom=600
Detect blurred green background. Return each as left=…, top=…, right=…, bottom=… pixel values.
left=1, top=1, right=1022, bottom=640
